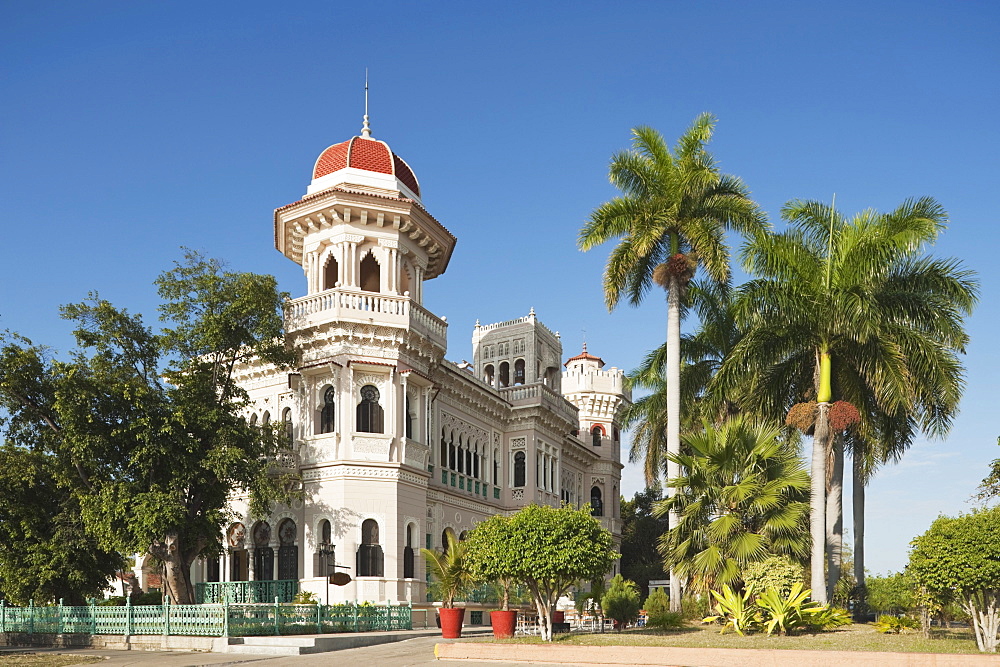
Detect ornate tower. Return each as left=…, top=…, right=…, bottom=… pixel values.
left=562, top=344, right=631, bottom=532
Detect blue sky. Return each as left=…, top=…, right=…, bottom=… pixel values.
left=2, top=1, right=998, bottom=575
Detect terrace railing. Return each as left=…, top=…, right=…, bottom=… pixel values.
left=0, top=598, right=410, bottom=638
left=195, top=579, right=298, bottom=604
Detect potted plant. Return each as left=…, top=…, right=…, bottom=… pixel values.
left=421, top=539, right=472, bottom=639
left=463, top=515, right=522, bottom=638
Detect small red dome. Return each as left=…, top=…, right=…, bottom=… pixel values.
left=312, top=136, right=420, bottom=197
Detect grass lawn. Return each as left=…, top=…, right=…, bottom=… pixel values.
left=479, top=623, right=981, bottom=654
left=0, top=653, right=102, bottom=666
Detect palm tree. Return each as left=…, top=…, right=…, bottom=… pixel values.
left=623, top=281, right=745, bottom=485
left=421, top=539, right=473, bottom=608
left=719, top=197, right=978, bottom=603
left=580, top=114, right=766, bottom=609
left=655, top=416, right=810, bottom=593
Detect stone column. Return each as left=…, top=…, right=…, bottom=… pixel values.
left=247, top=547, right=256, bottom=581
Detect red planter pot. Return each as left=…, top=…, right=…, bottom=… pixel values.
left=490, top=610, right=517, bottom=639
left=439, top=607, right=466, bottom=639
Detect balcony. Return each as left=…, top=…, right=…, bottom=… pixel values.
left=497, top=382, right=577, bottom=425
left=284, top=288, right=447, bottom=349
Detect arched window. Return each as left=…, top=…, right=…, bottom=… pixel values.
left=320, top=387, right=335, bottom=434
left=357, top=519, right=384, bottom=577
left=613, top=426, right=620, bottom=442
left=442, top=528, right=456, bottom=551
left=359, top=253, right=380, bottom=293
left=483, top=364, right=494, bottom=386
left=499, top=362, right=510, bottom=388
left=459, top=530, right=468, bottom=541
left=440, top=430, right=448, bottom=467
left=473, top=447, right=480, bottom=479
left=591, top=486, right=604, bottom=517
left=513, top=451, right=526, bottom=488
left=448, top=438, right=456, bottom=470
left=282, top=407, right=293, bottom=445
left=405, top=394, right=414, bottom=440
left=403, top=524, right=415, bottom=579
left=249, top=413, right=258, bottom=427
left=456, top=437, right=464, bottom=474
left=493, top=450, right=499, bottom=485
left=592, top=425, right=603, bottom=448
left=356, top=385, right=384, bottom=433
left=514, top=359, right=525, bottom=385
left=261, top=411, right=270, bottom=425
left=277, top=519, right=297, bottom=581
left=252, top=522, right=273, bottom=581
left=323, top=256, right=339, bottom=290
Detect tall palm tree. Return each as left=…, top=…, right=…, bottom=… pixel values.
left=579, top=114, right=766, bottom=609
left=718, top=197, right=978, bottom=603
left=655, top=416, right=810, bottom=593
left=623, top=281, right=745, bottom=485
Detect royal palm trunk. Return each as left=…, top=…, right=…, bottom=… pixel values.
left=666, top=274, right=682, bottom=612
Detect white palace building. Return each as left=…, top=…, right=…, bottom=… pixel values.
left=181, top=121, right=631, bottom=606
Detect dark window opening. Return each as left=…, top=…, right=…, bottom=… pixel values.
left=592, top=425, right=603, bottom=448
left=405, top=395, right=413, bottom=440
left=514, top=359, right=525, bottom=385
left=359, top=253, right=381, bottom=293
left=324, top=257, right=339, bottom=290
left=499, top=362, right=510, bottom=388
left=357, top=519, right=384, bottom=577
left=514, top=451, right=526, bottom=487
left=320, top=387, right=335, bottom=434
left=591, top=486, right=604, bottom=517
left=356, top=385, right=384, bottom=433
left=282, top=407, right=293, bottom=445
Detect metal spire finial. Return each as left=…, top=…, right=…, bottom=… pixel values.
left=361, top=69, right=372, bottom=138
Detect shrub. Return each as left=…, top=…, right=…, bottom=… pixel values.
left=681, top=592, right=711, bottom=620
left=644, top=588, right=683, bottom=629
left=742, top=556, right=804, bottom=597
left=293, top=590, right=319, bottom=604
left=874, top=614, right=920, bottom=634
left=601, top=575, right=642, bottom=630
left=704, top=585, right=760, bottom=635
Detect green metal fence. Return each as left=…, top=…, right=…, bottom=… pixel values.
left=0, top=598, right=411, bottom=638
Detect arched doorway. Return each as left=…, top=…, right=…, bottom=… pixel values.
left=277, top=518, right=298, bottom=581
left=252, top=522, right=273, bottom=580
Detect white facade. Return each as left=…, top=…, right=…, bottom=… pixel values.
left=195, top=129, right=631, bottom=604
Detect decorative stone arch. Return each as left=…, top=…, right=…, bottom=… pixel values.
left=358, top=247, right=382, bottom=293
left=441, top=526, right=458, bottom=551
left=320, top=247, right=341, bottom=290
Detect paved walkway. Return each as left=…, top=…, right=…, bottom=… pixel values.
left=0, top=635, right=565, bottom=667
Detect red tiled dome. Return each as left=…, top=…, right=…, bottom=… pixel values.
left=312, top=136, right=420, bottom=197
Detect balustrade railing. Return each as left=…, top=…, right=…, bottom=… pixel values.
left=284, top=289, right=447, bottom=346
left=195, top=579, right=298, bottom=604
left=0, top=598, right=410, bottom=637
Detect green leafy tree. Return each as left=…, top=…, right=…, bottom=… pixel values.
left=865, top=571, right=915, bottom=615
left=0, top=251, right=296, bottom=604
left=491, top=504, right=617, bottom=641
left=0, top=446, right=124, bottom=604
left=601, top=574, right=642, bottom=630
left=909, top=508, right=1000, bottom=652
left=421, top=539, right=472, bottom=609
left=464, top=514, right=517, bottom=611
left=720, top=198, right=978, bottom=602
left=580, top=114, right=766, bottom=609
left=618, top=485, right=668, bottom=598
left=657, top=416, right=809, bottom=593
